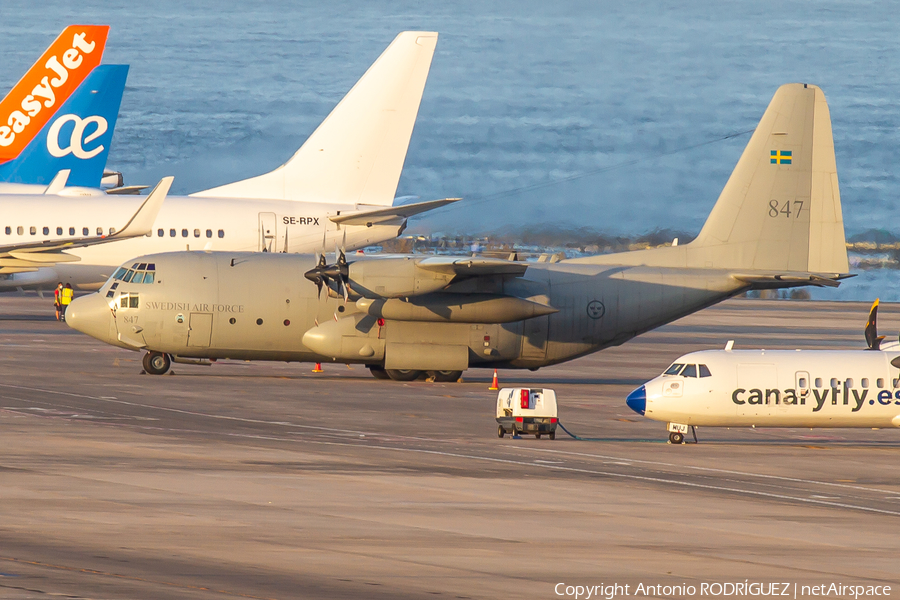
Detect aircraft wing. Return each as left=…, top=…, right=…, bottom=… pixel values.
left=416, top=256, right=529, bottom=277
left=0, top=177, right=172, bottom=272
left=731, top=272, right=853, bottom=289
left=328, top=198, right=460, bottom=226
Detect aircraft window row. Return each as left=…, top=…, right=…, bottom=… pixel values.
left=3, top=226, right=225, bottom=238
left=664, top=363, right=712, bottom=378
left=811, top=377, right=892, bottom=389
left=156, top=228, right=225, bottom=239
left=5, top=225, right=116, bottom=236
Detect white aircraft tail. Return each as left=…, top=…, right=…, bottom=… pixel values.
left=193, top=32, right=438, bottom=206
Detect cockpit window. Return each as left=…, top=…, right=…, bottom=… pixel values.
left=699, top=364, right=712, bottom=378
left=682, top=364, right=698, bottom=378
left=111, top=263, right=156, bottom=284
left=664, top=363, right=684, bottom=375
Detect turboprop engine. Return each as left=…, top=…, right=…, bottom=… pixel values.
left=303, top=252, right=533, bottom=300
left=300, top=251, right=557, bottom=368
left=355, top=294, right=556, bottom=323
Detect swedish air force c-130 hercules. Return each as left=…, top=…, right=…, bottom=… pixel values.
left=67, top=83, right=851, bottom=381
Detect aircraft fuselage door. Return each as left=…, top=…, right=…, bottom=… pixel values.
left=259, top=212, right=277, bottom=252
left=187, top=313, right=213, bottom=347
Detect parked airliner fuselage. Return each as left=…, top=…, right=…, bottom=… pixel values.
left=628, top=349, right=900, bottom=429
left=0, top=195, right=406, bottom=291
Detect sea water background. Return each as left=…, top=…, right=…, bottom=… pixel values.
left=0, top=0, right=898, bottom=300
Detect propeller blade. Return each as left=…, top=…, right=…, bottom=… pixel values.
left=865, top=298, right=881, bottom=350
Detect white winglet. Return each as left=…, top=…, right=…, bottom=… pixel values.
left=43, top=170, right=70, bottom=195
left=112, top=176, right=173, bottom=238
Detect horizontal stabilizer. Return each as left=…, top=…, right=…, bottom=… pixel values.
left=329, top=197, right=460, bottom=225
left=731, top=271, right=854, bottom=289
left=193, top=32, right=438, bottom=206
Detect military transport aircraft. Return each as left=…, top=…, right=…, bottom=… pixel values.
left=66, top=83, right=851, bottom=381
left=0, top=31, right=454, bottom=292
left=626, top=300, right=900, bottom=444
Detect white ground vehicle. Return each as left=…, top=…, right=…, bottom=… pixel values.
left=496, top=388, right=558, bottom=439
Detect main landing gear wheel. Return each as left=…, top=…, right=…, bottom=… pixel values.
left=143, top=351, right=171, bottom=375
left=368, top=366, right=390, bottom=380
left=428, top=370, right=463, bottom=382
left=386, top=369, right=422, bottom=381
left=498, top=425, right=505, bottom=438
left=669, top=431, right=685, bottom=445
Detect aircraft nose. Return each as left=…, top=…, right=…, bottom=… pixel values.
left=66, top=293, right=112, bottom=342
left=626, top=385, right=647, bottom=415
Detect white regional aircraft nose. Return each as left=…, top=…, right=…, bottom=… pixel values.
left=66, top=293, right=113, bottom=343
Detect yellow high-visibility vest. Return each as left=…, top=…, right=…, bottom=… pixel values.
left=60, top=287, right=74, bottom=305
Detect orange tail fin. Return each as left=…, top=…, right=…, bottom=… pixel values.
left=0, top=25, right=109, bottom=162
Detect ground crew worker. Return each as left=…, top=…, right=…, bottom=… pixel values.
left=60, top=283, right=74, bottom=321
left=54, top=282, right=63, bottom=321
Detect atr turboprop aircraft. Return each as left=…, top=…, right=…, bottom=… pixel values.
left=627, top=301, right=900, bottom=444
left=0, top=31, right=454, bottom=292
left=68, top=83, right=851, bottom=379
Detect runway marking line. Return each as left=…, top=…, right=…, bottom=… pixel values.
left=4, top=382, right=900, bottom=517
left=517, top=446, right=898, bottom=495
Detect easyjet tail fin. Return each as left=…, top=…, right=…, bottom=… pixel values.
left=192, top=31, right=438, bottom=207
left=0, top=26, right=109, bottom=163
left=0, top=65, right=128, bottom=187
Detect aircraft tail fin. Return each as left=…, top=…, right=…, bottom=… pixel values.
left=0, top=25, right=109, bottom=164
left=688, top=83, right=849, bottom=274
left=192, top=31, right=438, bottom=206
left=0, top=65, right=128, bottom=187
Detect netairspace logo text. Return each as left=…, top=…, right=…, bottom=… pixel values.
left=554, top=582, right=892, bottom=599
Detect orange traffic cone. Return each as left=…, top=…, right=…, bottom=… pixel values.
left=312, top=362, right=324, bottom=373
left=489, top=369, right=499, bottom=391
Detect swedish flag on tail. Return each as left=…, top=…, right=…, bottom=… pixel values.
left=770, top=149, right=792, bottom=164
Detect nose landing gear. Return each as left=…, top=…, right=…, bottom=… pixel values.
left=142, top=351, right=171, bottom=375
left=666, top=424, right=698, bottom=444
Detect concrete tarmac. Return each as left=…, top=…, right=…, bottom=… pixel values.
left=1, top=296, right=899, bottom=599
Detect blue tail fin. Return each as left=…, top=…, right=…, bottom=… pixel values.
left=0, top=64, right=128, bottom=187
